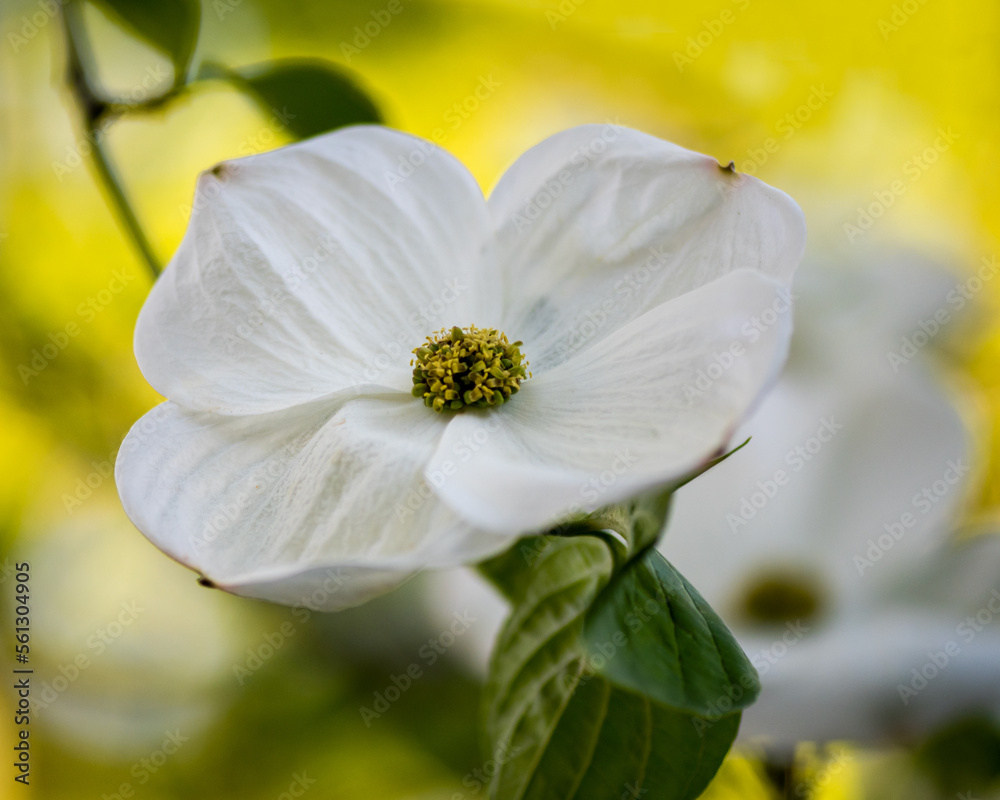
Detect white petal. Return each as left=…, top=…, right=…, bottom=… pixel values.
left=738, top=611, right=1000, bottom=746
left=115, top=396, right=513, bottom=610
left=662, top=270, right=969, bottom=621
left=487, top=124, right=806, bottom=372
left=136, top=126, right=497, bottom=414
left=795, top=248, right=960, bottom=343
left=421, top=567, right=509, bottom=677
left=880, top=533, right=1000, bottom=611
left=427, top=269, right=792, bottom=533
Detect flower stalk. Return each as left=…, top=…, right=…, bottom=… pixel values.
left=60, top=2, right=162, bottom=280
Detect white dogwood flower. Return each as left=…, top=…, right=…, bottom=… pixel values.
left=116, top=124, right=805, bottom=610
left=663, top=253, right=1000, bottom=746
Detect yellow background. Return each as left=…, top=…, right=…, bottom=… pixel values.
left=1, top=0, right=998, bottom=797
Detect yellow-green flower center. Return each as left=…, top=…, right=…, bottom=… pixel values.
left=739, top=571, right=824, bottom=626
left=411, top=326, right=529, bottom=412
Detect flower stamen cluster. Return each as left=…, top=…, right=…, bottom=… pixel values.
left=411, top=326, right=529, bottom=412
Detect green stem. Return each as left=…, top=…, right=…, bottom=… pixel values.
left=88, top=134, right=162, bottom=279
left=61, top=2, right=161, bottom=280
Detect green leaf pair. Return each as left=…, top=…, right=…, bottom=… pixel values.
left=479, top=489, right=759, bottom=800
left=86, top=0, right=383, bottom=138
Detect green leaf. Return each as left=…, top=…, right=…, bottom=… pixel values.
left=509, top=672, right=741, bottom=800
left=90, top=0, right=201, bottom=86
left=583, top=550, right=759, bottom=716
left=481, top=521, right=756, bottom=800
left=223, top=59, right=383, bottom=140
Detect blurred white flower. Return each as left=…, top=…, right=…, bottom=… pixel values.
left=25, top=507, right=249, bottom=758
left=116, top=124, right=805, bottom=610
left=422, top=567, right=509, bottom=676
left=662, top=253, right=1000, bottom=747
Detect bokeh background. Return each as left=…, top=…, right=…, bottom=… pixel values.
left=2, top=0, right=1000, bottom=797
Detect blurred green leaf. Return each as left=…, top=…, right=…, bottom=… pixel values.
left=480, top=490, right=755, bottom=800
left=222, top=59, right=383, bottom=140
left=89, top=0, right=201, bottom=86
